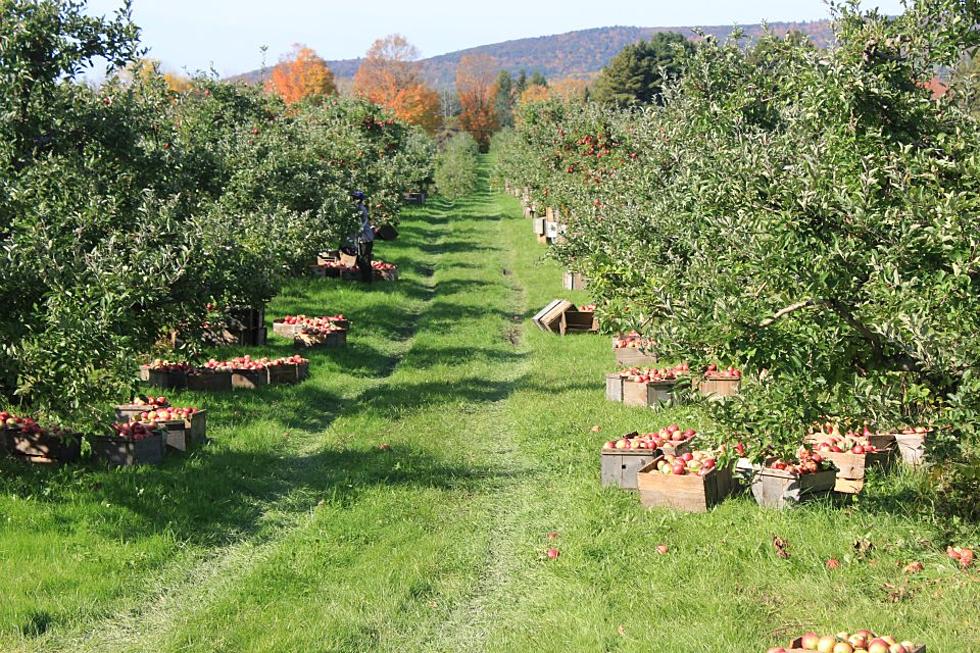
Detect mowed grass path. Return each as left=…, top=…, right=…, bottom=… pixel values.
left=1, top=159, right=978, bottom=652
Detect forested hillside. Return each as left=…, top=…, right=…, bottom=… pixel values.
left=233, top=21, right=833, bottom=87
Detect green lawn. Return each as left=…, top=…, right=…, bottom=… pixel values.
left=1, top=159, right=977, bottom=652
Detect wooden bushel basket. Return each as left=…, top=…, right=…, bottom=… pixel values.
left=893, top=431, right=930, bottom=467
left=637, top=459, right=733, bottom=512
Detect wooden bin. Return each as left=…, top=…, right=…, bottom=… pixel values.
left=187, top=371, right=232, bottom=392
left=605, top=374, right=625, bottom=402
left=563, top=271, right=588, bottom=291
left=273, top=321, right=303, bottom=338
left=115, top=402, right=170, bottom=422
left=232, top=368, right=269, bottom=390
left=601, top=449, right=661, bottom=490
left=622, top=380, right=677, bottom=408
left=614, top=347, right=658, bottom=367
left=698, top=377, right=741, bottom=399
left=89, top=432, right=166, bottom=467
left=822, top=448, right=894, bottom=494
left=533, top=217, right=547, bottom=236
left=157, top=411, right=206, bottom=451
left=637, top=460, right=733, bottom=512
left=560, top=309, right=598, bottom=335
left=748, top=466, right=837, bottom=509
left=788, top=639, right=923, bottom=653
left=145, top=369, right=188, bottom=390
left=5, top=430, right=81, bottom=464
left=268, top=363, right=300, bottom=385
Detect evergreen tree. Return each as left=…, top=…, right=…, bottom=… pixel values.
left=494, top=70, right=514, bottom=127
left=592, top=32, right=693, bottom=106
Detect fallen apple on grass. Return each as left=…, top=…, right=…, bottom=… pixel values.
left=947, top=546, right=975, bottom=568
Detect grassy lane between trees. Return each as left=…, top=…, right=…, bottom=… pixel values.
left=1, top=159, right=978, bottom=652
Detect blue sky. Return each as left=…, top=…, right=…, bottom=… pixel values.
left=85, top=0, right=907, bottom=77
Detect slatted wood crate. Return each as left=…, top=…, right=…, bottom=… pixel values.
left=637, top=460, right=733, bottom=512
left=186, top=370, right=233, bottom=392
left=563, top=271, right=588, bottom=291
left=622, top=379, right=678, bottom=408
left=698, top=377, right=740, bottom=399
left=89, top=431, right=166, bottom=466
left=742, top=462, right=837, bottom=509
left=821, top=448, right=894, bottom=493
left=601, top=449, right=660, bottom=490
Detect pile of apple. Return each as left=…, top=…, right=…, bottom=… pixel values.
left=1, top=412, right=73, bottom=440
left=279, top=315, right=347, bottom=332
left=613, top=332, right=655, bottom=350
left=766, top=448, right=834, bottom=475
left=270, top=355, right=309, bottom=367
left=146, top=359, right=191, bottom=372
left=602, top=425, right=697, bottom=451
left=134, top=406, right=200, bottom=426
left=654, top=450, right=719, bottom=476
left=578, top=304, right=596, bottom=312
left=812, top=433, right=882, bottom=455
left=132, top=396, right=168, bottom=408
left=110, top=421, right=159, bottom=442
left=771, top=630, right=919, bottom=653
left=704, top=363, right=741, bottom=380
left=226, top=356, right=269, bottom=371
left=621, top=364, right=689, bottom=383
left=371, top=260, right=397, bottom=272
left=200, top=359, right=234, bottom=373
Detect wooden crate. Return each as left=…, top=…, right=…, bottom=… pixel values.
left=698, top=377, right=740, bottom=399
left=614, top=348, right=658, bottom=367
left=894, top=432, right=929, bottom=467
left=268, top=364, right=300, bottom=385
left=788, top=639, right=923, bottom=653
left=272, top=321, right=303, bottom=338
left=533, top=217, right=547, bottom=236
left=560, top=309, right=598, bottom=335
left=145, top=369, right=188, bottom=390
left=115, top=402, right=170, bottom=422
left=532, top=300, right=573, bottom=333
left=637, top=460, right=733, bottom=512
left=5, top=430, right=81, bottom=464
left=562, top=271, right=588, bottom=291
left=186, top=371, right=232, bottom=392
left=297, top=362, right=310, bottom=382
left=822, top=448, right=895, bottom=494
left=748, top=466, right=837, bottom=509
left=545, top=221, right=560, bottom=239
left=89, top=432, right=166, bottom=466
left=605, top=374, right=625, bottom=402
left=294, top=330, right=347, bottom=349
left=622, top=380, right=677, bottom=408
left=601, top=449, right=660, bottom=490
left=232, top=368, right=269, bottom=390
left=317, top=251, right=340, bottom=265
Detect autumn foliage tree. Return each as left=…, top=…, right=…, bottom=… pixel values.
left=354, top=34, right=441, bottom=133
left=265, top=44, right=337, bottom=104
left=456, top=54, right=499, bottom=150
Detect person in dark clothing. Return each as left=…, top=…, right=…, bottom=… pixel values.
left=350, top=191, right=375, bottom=283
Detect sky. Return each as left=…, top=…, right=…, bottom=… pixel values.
left=84, top=0, right=907, bottom=78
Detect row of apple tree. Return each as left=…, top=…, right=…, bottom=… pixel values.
left=492, top=1, right=980, bottom=474
left=0, top=1, right=435, bottom=428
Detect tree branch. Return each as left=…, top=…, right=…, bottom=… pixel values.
left=758, top=299, right=815, bottom=328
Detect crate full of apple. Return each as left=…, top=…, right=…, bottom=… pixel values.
left=1, top=411, right=81, bottom=464
left=600, top=425, right=698, bottom=490
left=273, top=314, right=349, bottom=338
left=140, top=360, right=192, bottom=389
left=637, top=450, right=733, bottom=512
left=770, top=630, right=924, bottom=652
left=698, top=364, right=741, bottom=399
left=89, top=422, right=167, bottom=467
left=612, top=332, right=657, bottom=366
left=739, top=449, right=837, bottom=509
left=808, top=430, right=894, bottom=494
left=131, top=405, right=206, bottom=452
left=605, top=364, right=689, bottom=408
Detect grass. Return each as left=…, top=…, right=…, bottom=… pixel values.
left=0, top=158, right=977, bottom=652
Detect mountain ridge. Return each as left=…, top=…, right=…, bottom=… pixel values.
left=232, top=21, right=834, bottom=88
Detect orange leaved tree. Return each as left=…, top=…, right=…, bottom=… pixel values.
left=456, top=54, right=499, bottom=151
left=354, top=34, right=441, bottom=133
left=265, top=44, right=337, bottom=104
